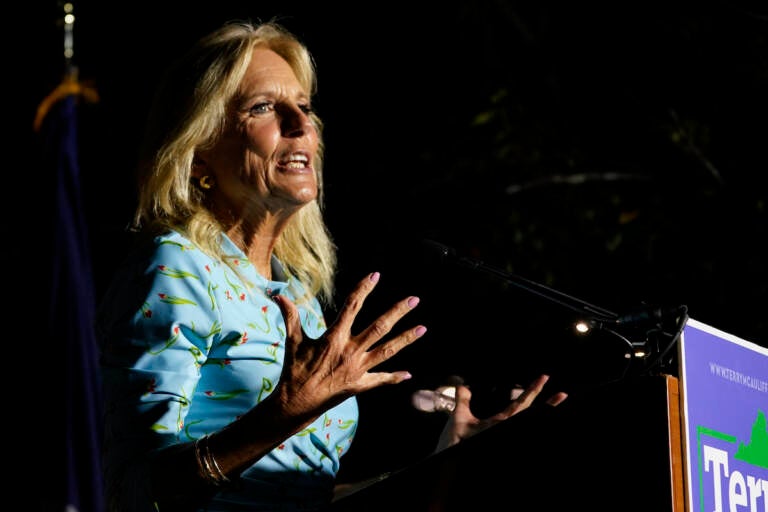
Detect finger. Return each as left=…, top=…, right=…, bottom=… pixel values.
left=332, top=272, right=381, bottom=334
left=499, top=374, right=550, bottom=417
left=516, top=374, right=549, bottom=405
left=359, top=369, right=414, bottom=389
left=356, top=295, right=421, bottom=351
left=453, top=384, right=472, bottom=411
left=273, top=294, right=303, bottom=347
left=364, top=324, right=427, bottom=369
left=546, top=391, right=569, bottom=406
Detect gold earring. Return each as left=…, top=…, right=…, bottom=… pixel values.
left=199, top=175, right=215, bottom=190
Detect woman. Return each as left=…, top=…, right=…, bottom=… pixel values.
left=96, top=20, right=566, bottom=512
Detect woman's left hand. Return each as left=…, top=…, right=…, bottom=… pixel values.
left=435, top=374, right=568, bottom=451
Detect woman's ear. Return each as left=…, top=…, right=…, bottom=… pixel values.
left=191, top=154, right=209, bottom=179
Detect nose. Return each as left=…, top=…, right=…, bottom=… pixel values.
left=280, top=105, right=313, bottom=137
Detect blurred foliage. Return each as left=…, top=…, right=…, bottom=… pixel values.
left=336, top=3, right=768, bottom=477
left=384, top=1, right=768, bottom=349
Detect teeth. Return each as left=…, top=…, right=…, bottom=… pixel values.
left=280, top=153, right=309, bottom=169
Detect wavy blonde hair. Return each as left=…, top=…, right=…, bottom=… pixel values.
left=133, top=20, right=336, bottom=304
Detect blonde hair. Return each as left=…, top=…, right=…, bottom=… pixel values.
left=133, top=20, right=336, bottom=304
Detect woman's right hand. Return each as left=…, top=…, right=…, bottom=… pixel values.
left=272, top=271, right=427, bottom=420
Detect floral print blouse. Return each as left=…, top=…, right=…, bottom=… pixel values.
left=97, top=230, right=358, bottom=511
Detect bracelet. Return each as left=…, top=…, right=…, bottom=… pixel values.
left=194, top=434, right=231, bottom=487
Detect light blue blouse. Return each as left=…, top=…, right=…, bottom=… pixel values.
left=97, top=230, right=358, bottom=511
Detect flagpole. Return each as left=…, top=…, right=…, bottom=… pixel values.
left=39, top=3, right=105, bottom=511
left=34, top=3, right=98, bottom=132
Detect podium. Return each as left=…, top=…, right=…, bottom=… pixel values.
left=330, top=374, right=685, bottom=512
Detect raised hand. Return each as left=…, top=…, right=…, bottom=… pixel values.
left=435, top=374, right=568, bottom=451
left=273, top=271, right=427, bottom=419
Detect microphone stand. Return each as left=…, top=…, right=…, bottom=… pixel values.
left=424, top=240, right=689, bottom=376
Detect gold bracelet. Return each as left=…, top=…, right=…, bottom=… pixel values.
left=194, top=435, right=230, bottom=486
left=201, top=435, right=231, bottom=484
left=193, top=436, right=209, bottom=483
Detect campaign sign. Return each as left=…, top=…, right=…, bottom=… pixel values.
left=679, top=318, right=768, bottom=512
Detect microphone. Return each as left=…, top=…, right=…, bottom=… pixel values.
left=421, top=239, right=478, bottom=270
left=422, top=239, right=454, bottom=261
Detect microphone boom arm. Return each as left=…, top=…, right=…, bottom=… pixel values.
left=451, top=254, right=619, bottom=323
left=424, top=239, right=689, bottom=375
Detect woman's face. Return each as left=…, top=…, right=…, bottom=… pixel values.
left=196, top=47, right=319, bottom=222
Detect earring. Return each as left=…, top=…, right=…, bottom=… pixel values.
left=199, top=175, right=215, bottom=190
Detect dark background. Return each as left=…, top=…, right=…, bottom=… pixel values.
left=16, top=0, right=768, bottom=485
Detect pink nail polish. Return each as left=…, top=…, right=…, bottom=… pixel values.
left=370, top=272, right=380, bottom=282
left=407, top=296, right=420, bottom=308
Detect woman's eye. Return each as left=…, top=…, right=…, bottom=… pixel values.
left=249, top=103, right=272, bottom=114
left=299, top=104, right=313, bottom=115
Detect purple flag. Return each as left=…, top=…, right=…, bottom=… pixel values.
left=40, top=88, right=105, bottom=512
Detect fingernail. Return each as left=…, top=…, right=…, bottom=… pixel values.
left=407, top=296, right=420, bottom=308
left=370, top=272, right=380, bottom=282
left=415, top=326, right=427, bottom=336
